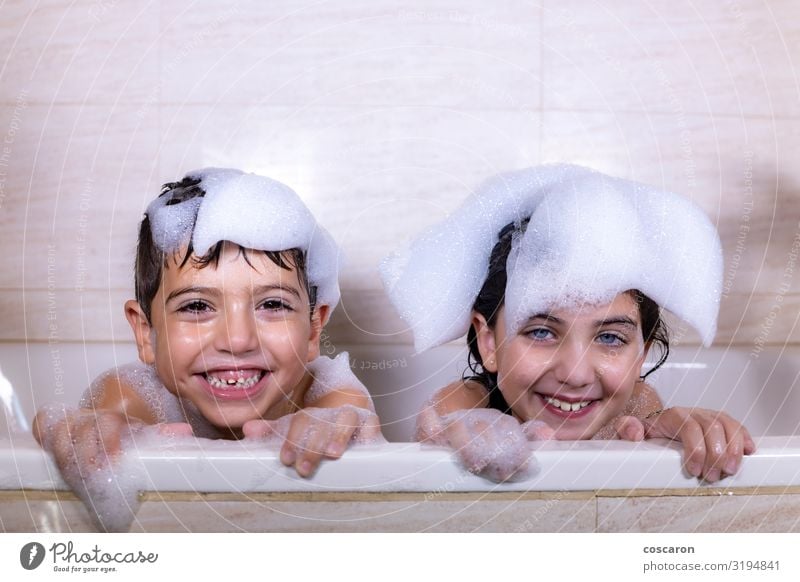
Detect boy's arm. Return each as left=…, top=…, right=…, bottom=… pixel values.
left=32, top=373, right=164, bottom=473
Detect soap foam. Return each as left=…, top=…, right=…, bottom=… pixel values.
left=381, top=164, right=723, bottom=350
left=36, top=403, right=146, bottom=532
left=147, top=168, right=341, bottom=317
left=304, top=353, right=375, bottom=412
left=505, top=168, right=722, bottom=344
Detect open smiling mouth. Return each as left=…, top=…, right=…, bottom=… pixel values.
left=539, top=394, right=599, bottom=417
left=201, top=369, right=270, bottom=400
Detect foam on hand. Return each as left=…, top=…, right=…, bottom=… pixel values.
left=35, top=403, right=146, bottom=532
left=146, top=168, right=341, bottom=318
left=381, top=164, right=723, bottom=350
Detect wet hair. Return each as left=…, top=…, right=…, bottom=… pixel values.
left=135, top=176, right=317, bottom=323
left=465, top=218, right=670, bottom=413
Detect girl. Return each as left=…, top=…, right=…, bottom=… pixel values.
left=382, top=164, right=754, bottom=483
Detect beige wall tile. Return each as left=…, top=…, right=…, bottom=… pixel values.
left=0, top=104, right=158, bottom=290
left=0, top=1, right=159, bottom=105
left=543, top=0, right=800, bottom=117
left=598, top=494, right=800, bottom=532
left=159, top=0, right=540, bottom=108
left=132, top=497, right=594, bottom=532
left=542, top=112, right=800, bottom=297
left=0, top=289, right=131, bottom=342
left=159, top=104, right=540, bottom=290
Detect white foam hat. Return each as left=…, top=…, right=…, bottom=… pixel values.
left=146, top=168, right=341, bottom=322
left=380, top=164, right=723, bottom=352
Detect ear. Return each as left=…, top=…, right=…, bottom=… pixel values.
left=307, top=303, right=330, bottom=362
left=125, top=300, right=156, bottom=365
left=472, top=312, right=499, bottom=373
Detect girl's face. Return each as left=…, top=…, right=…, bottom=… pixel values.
left=473, top=292, right=649, bottom=440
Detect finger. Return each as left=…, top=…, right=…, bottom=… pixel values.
left=157, top=422, right=194, bottom=438
left=324, top=408, right=359, bottom=458
left=522, top=420, right=555, bottom=441
left=742, top=427, right=756, bottom=455
left=280, top=413, right=308, bottom=467
left=614, top=416, right=645, bottom=442
left=717, top=415, right=749, bottom=476
left=242, top=419, right=275, bottom=440
left=415, top=406, right=445, bottom=443
left=294, top=419, right=331, bottom=478
left=357, top=413, right=384, bottom=443
left=677, top=419, right=707, bottom=478
left=699, top=418, right=728, bottom=483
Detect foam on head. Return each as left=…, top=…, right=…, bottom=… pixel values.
left=146, top=168, right=341, bottom=319
left=381, top=164, right=723, bottom=351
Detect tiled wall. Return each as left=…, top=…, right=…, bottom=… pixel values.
left=1, top=0, right=798, bottom=348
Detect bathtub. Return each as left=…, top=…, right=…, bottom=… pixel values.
left=2, top=342, right=800, bottom=532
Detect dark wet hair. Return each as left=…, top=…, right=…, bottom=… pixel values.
left=135, top=176, right=316, bottom=323
left=465, top=218, right=670, bottom=413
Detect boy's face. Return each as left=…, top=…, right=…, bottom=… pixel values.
left=126, top=242, right=325, bottom=431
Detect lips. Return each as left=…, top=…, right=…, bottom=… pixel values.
left=200, top=368, right=269, bottom=400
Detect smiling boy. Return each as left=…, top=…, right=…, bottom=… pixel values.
left=34, top=169, right=380, bottom=483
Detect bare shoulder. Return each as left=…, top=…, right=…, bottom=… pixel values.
left=624, top=381, right=664, bottom=418
left=89, top=372, right=159, bottom=424
left=309, top=387, right=374, bottom=412
left=429, top=379, right=489, bottom=415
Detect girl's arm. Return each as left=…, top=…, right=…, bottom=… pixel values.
left=607, top=382, right=756, bottom=483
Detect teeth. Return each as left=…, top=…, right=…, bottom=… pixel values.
left=205, top=371, right=264, bottom=390
left=544, top=396, right=592, bottom=412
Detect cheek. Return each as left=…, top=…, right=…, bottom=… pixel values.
left=599, top=356, right=642, bottom=398
left=259, top=320, right=313, bottom=357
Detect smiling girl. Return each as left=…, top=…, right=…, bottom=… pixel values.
left=383, top=164, right=754, bottom=483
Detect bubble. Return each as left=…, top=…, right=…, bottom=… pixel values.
left=146, top=168, right=342, bottom=320
left=381, top=164, right=723, bottom=350
left=304, top=353, right=374, bottom=412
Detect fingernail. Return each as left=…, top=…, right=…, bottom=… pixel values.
left=299, top=460, right=312, bottom=476
left=724, top=457, right=739, bottom=475
left=688, top=462, right=702, bottom=477
left=327, top=442, right=344, bottom=457
left=705, top=469, right=721, bottom=483
left=280, top=451, right=295, bottom=466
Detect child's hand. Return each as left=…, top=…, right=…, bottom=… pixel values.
left=242, top=405, right=382, bottom=478
left=33, top=404, right=194, bottom=474
left=33, top=405, right=135, bottom=473
left=612, top=407, right=756, bottom=482
left=416, top=406, right=532, bottom=482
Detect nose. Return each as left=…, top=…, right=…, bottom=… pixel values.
left=551, top=339, right=597, bottom=388
left=216, top=302, right=259, bottom=355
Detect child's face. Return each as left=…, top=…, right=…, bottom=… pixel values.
left=474, top=292, right=648, bottom=440
left=126, top=242, right=324, bottom=431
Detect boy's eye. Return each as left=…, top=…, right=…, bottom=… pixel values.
left=259, top=299, right=293, bottom=312
left=179, top=300, right=212, bottom=313
left=597, top=332, right=626, bottom=347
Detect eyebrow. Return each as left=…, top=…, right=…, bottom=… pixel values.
left=166, top=283, right=302, bottom=304
left=526, top=313, right=638, bottom=328
left=594, top=316, right=638, bottom=328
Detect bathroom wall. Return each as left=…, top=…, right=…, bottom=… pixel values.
left=1, top=1, right=798, bottom=403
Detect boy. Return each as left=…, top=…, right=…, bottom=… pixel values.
left=34, top=168, right=380, bottom=485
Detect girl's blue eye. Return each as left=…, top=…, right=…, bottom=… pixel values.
left=527, top=328, right=554, bottom=340
left=597, top=332, right=625, bottom=346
